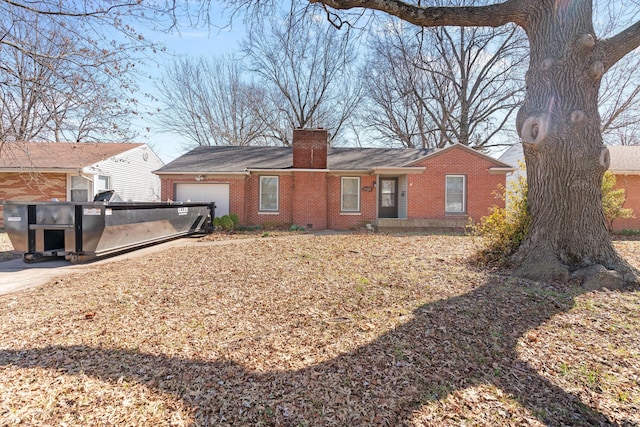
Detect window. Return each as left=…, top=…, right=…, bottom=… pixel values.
left=70, top=175, right=90, bottom=201
left=341, top=177, right=360, bottom=212
left=259, top=176, right=279, bottom=211
left=97, top=175, right=111, bottom=192
left=445, top=175, right=466, bottom=213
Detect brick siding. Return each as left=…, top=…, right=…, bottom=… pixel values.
left=159, top=146, right=507, bottom=231
left=613, top=174, right=640, bottom=232
left=0, top=172, right=67, bottom=228
left=407, top=148, right=505, bottom=224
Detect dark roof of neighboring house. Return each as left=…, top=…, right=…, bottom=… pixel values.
left=155, top=144, right=510, bottom=174
left=0, top=142, right=144, bottom=171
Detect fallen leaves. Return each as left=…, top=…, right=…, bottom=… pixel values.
left=0, top=233, right=638, bottom=426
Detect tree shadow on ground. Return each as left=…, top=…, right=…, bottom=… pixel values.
left=0, top=276, right=630, bottom=426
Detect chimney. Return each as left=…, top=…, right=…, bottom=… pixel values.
left=292, top=128, right=328, bottom=169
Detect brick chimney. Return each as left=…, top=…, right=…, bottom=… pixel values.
left=292, top=128, right=328, bottom=169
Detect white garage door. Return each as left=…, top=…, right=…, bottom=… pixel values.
left=175, top=183, right=230, bottom=217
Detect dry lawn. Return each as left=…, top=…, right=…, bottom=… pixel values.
left=0, top=231, right=19, bottom=261
left=0, top=233, right=639, bottom=426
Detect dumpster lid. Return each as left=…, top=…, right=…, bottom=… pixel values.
left=93, top=190, right=123, bottom=202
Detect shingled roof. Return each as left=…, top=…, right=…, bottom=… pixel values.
left=607, top=146, right=640, bottom=173
left=0, top=142, right=144, bottom=171
left=155, top=144, right=509, bottom=174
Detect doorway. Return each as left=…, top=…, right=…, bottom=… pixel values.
left=378, top=177, right=398, bottom=218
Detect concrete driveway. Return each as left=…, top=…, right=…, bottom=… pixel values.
left=0, top=238, right=203, bottom=296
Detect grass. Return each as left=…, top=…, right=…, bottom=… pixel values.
left=0, top=233, right=638, bottom=426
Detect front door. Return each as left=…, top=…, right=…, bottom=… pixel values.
left=378, top=177, right=398, bottom=218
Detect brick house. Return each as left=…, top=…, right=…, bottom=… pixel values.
left=0, top=142, right=163, bottom=227
left=155, top=129, right=513, bottom=231
left=500, top=144, right=640, bottom=232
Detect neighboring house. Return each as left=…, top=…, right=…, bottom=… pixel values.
left=155, top=128, right=513, bottom=231
left=0, top=142, right=164, bottom=227
left=499, top=144, right=640, bottom=232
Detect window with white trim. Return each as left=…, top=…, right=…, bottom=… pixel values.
left=341, top=177, right=360, bottom=212
left=445, top=175, right=466, bottom=213
left=70, top=175, right=90, bottom=201
left=97, top=175, right=111, bottom=192
left=259, top=176, right=279, bottom=211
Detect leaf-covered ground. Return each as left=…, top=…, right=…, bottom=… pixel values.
left=0, top=233, right=639, bottom=426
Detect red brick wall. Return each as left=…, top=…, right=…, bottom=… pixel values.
left=407, top=148, right=506, bottom=223
left=327, top=175, right=377, bottom=229
left=0, top=172, right=67, bottom=228
left=158, top=146, right=507, bottom=231
left=292, top=129, right=328, bottom=169
left=244, top=174, right=294, bottom=228
left=613, top=174, right=640, bottom=232
left=292, top=171, right=327, bottom=229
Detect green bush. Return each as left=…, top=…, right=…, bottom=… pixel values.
left=213, top=214, right=236, bottom=232
left=469, top=166, right=635, bottom=265
left=229, top=213, right=240, bottom=228
left=602, top=171, right=634, bottom=232
left=467, top=172, right=530, bottom=265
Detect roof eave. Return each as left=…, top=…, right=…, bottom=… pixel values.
left=488, top=167, right=516, bottom=174
left=0, top=167, right=81, bottom=174
left=610, top=170, right=640, bottom=175
left=369, top=167, right=426, bottom=175
left=154, top=170, right=250, bottom=176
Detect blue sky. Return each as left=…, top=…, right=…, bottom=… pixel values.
left=135, top=16, right=247, bottom=163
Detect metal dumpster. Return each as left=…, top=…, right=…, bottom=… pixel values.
left=3, top=199, right=214, bottom=263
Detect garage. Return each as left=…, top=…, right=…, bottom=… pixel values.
left=175, top=183, right=229, bottom=217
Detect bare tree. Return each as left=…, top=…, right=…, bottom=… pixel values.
left=311, top=0, right=640, bottom=286
left=155, top=56, right=270, bottom=148
left=361, top=21, right=440, bottom=148
left=0, top=0, right=169, bottom=151
left=242, top=4, right=363, bottom=146
left=362, top=15, right=526, bottom=149
left=596, top=5, right=640, bottom=146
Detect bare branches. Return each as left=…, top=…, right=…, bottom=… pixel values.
left=243, top=4, right=363, bottom=146
left=361, top=17, right=525, bottom=149
left=601, top=19, right=640, bottom=71
left=309, top=0, right=526, bottom=28
left=0, top=1, right=148, bottom=143
left=154, top=56, right=270, bottom=148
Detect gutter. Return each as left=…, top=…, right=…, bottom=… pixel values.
left=488, top=167, right=516, bottom=174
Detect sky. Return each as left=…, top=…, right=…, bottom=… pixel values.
left=134, top=14, right=247, bottom=163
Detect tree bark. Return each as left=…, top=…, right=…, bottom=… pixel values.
left=512, top=0, right=638, bottom=286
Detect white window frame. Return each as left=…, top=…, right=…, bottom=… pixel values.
left=97, top=175, right=111, bottom=192
left=445, top=175, right=466, bottom=213
left=69, top=175, right=91, bottom=202
left=341, top=176, right=361, bottom=213
left=259, top=176, right=279, bottom=212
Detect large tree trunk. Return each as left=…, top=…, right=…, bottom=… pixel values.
left=512, top=1, right=638, bottom=286
left=313, top=0, right=640, bottom=286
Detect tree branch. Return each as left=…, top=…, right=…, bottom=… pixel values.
left=309, top=0, right=526, bottom=28
left=3, top=0, right=141, bottom=17
left=601, top=19, right=640, bottom=71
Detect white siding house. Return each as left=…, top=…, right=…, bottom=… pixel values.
left=81, top=144, right=164, bottom=202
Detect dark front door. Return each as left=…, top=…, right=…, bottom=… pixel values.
left=378, top=177, right=398, bottom=218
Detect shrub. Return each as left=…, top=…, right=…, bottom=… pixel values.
left=213, top=214, right=236, bottom=232
left=602, top=171, right=634, bottom=232
left=469, top=166, right=634, bottom=265
left=229, top=213, right=240, bottom=228
left=467, top=172, right=530, bottom=265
